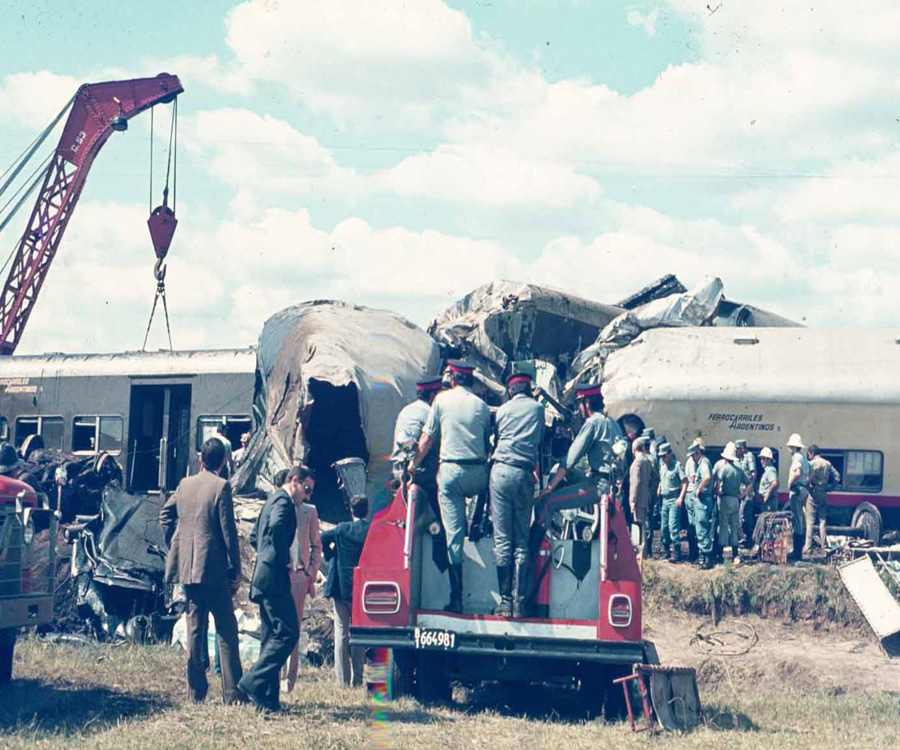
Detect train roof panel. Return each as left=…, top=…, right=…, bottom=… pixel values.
left=603, top=328, right=900, bottom=405
left=0, top=348, right=257, bottom=378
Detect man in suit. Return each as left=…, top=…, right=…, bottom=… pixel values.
left=283, top=465, right=322, bottom=693
left=159, top=438, right=244, bottom=704
left=238, top=467, right=304, bottom=711
left=322, top=495, right=369, bottom=687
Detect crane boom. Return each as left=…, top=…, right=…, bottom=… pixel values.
left=0, top=74, right=183, bottom=355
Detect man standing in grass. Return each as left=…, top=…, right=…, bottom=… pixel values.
left=657, top=442, right=688, bottom=563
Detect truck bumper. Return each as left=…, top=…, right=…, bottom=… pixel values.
left=351, top=625, right=644, bottom=664
left=0, top=595, right=53, bottom=629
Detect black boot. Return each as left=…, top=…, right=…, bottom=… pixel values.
left=444, top=564, right=463, bottom=613
left=700, top=555, right=714, bottom=570
left=713, top=544, right=723, bottom=565
left=512, top=561, right=529, bottom=619
left=670, top=544, right=681, bottom=564
left=687, top=529, right=698, bottom=563
left=493, top=565, right=513, bottom=617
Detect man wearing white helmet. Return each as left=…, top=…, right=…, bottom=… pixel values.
left=786, top=433, right=810, bottom=561
left=712, top=442, right=748, bottom=566
left=757, top=448, right=779, bottom=513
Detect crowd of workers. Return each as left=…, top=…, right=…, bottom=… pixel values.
left=155, top=358, right=841, bottom=712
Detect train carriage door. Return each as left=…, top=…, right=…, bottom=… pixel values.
left=127, top=382, right=192, bottom=493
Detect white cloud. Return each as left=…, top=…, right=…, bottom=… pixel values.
left=627, top=8, right=659, bottom=38
left=0, top=71, right=79, bottom=129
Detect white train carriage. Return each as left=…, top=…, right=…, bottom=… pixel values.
left=602, top=328, right=900, bottom=542
left=0, top=348, right=256, bottom=493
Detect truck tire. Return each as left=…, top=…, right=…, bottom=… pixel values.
left=388, top=649, right=415, bottom=699
left=0, top=628, right=16, bottom=683
left=415, top=652, right=451, bottom=705
left=852, top=502, right=882, bottom=544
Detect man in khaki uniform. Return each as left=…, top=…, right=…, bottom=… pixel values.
left=805, top=445, right=840, bottom=556
left=160, top=438, right=244, bottom=704
left=628, top=438, right=652, bottom=557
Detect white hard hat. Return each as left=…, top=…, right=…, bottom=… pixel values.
left=786, top=433, right=805, bottom=449
left=759, top=447, right=774, bottom=460
left=721, top=442, right=738, bottom=462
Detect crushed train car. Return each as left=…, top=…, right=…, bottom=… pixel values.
left=232, top=301, right=440, bottom=521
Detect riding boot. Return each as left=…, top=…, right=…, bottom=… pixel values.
left=512, top=561, right=529, bottom=619
left=444, top=564, right=463, bottom=613
left=700, top=555, right=714, bottom=570
left=493, top=565, right=513, bottom=617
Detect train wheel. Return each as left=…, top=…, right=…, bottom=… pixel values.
left=415, top=652, right=452, bottom=705
left=0, top=628, right=16, bottom=683
left=852, top=502, right=882, bottom=544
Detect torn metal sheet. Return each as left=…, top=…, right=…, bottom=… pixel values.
left=714, top=299, right=801, bottom=328
left=428, top=280, right=622, bottom=385
left=838, top=555, right=900, bottom=657
left=232, top=300, right=440, bottom=521
left=617, top=274, right=687, bottom=310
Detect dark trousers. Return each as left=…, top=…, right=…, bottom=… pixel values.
left=184, top=583, right=243, bottom=704
left=239, top=590, right=299, bottom=710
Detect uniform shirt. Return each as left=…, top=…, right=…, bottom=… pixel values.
left=492, top=393, right=545, bottom=468
left=391, top=399, right=439, bottom=477
left=713, top=459, right=747, bottom=498
left=758, top=464, right=778, bottom=501
left=629, top=452, right=652, bottom=519
left=789, top=451, right=810, bottom=491
left=686, top=455, right=712, bottom=498
left=423, top=385, right=491, bottom=462
left=740, top=450, right=757, bottom=487
left=565, top=412, right=624, bottom=474
left=809, top=455, right=840, bottom=492
left=659, top=457, right=687, bottom=499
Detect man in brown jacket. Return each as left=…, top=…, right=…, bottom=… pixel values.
left=629, top=437, right=653, bottom=558
left=160, top=437, right=244, bottom=704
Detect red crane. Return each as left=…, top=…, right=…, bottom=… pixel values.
left=0, top=74, right=184, bottom=355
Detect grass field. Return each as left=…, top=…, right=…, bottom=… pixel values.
left=1, top=636, right=898, bottom=750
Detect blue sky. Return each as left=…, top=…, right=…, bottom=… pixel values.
left=0, top=0, right=897, bottom=354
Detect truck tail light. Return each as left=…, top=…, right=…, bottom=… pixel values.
left=362, top=582, right=401, bottom=615
left=608, top=595, right=633, bottom=628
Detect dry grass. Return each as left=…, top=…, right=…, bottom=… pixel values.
left=1, top=637, right=897, bottom=750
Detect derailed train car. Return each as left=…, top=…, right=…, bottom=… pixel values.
left=602, top=328, right=900, bottom=542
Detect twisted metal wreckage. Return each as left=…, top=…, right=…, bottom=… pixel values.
left=48, top=275, right=796, bottom=647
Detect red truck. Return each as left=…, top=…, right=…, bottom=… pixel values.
left=0, top=475, right=56, bottom=682
left=350, top=473, right=650, bottom=715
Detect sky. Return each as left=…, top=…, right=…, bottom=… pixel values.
left=0, top=0, right=897, bottom=355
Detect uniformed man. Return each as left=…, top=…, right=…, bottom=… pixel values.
left=685, top=439, right=714, bottom=568
left=391, top=376, right=445, bottom=506
left=757, top=447, right=779, bottom=513
left=643, top=429, right=661, bottom=552
left=490, top=371, right=545, bottom=618
left=657, top=442, right=688, bottom=563
left=735, top=439, right=757, bottom=549
left=805, top=445, right=840, bottom=557
left=542, top=383, right=624, bottom=499
left=628, top=438, right=652, bottom=557
left=414, top=360, right=491, bottom=613
left=712, top=442, right=748, bottom=566
left=785, top=433, right=810, bottom=561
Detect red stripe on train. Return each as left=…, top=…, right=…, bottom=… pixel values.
left=775, top=491, right=900, bottom=508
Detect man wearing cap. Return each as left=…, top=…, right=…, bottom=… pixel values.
left=490, top=371, right=545, bottom=618
left=712, top=442, right=748, bottom=566
left=628, top=438, right=652, bottom=557
left=542, top=383, right=624, bottom=500
left=805, top=445, right=840, bottom=557
left=686, top=439, right=714, bottom=569
left=785, top=433, right=810, bottom=561
left=392, top=376, right=444, bottom=509
left=658, top=443, right=688, bottom=563
left=0, top=442, right=22, bottom=478
left=757, top=448, right=779, bottom=513
left=735, top=440, right=757, bottom=549
left=414, top=360, right=491, bottom=613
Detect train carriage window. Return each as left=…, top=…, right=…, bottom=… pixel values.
left=15, top=415, right=64, bottom=450
left=196, top=415, right=252, bottom=451
left=0, top=417, right=7, bottom=441
left=844, top=450, right=883, bottom=493
left=72, top=416, right=124, bottom=455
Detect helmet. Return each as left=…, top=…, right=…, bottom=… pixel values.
left=721, top=442, right=739, bottom=462
left=786, top=433, right=805, bottom=449
left=759, top=447, right=774, bottom=460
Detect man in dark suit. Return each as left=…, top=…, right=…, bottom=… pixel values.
left=237, top=466, right=303, bottom=711
left=159, top=438, right=244, bottom=704
left=322, top=495, right=369, bottom=687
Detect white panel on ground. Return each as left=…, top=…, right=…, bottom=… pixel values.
left=838, top=556, right=900, bottom=646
